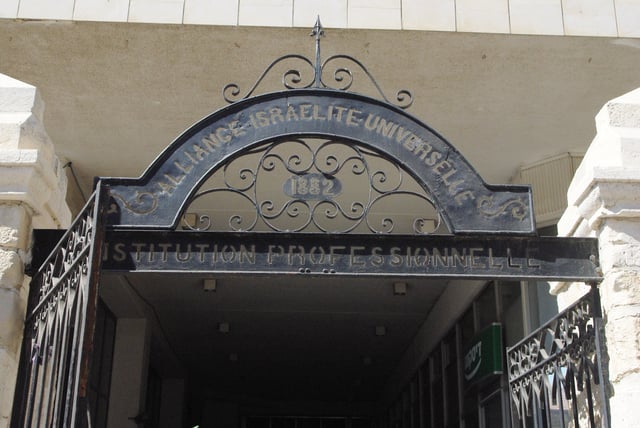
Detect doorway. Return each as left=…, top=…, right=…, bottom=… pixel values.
left=98, top=273, right=452, bottom=427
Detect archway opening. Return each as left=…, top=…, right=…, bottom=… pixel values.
left=100, top=272, right=453, bottom=426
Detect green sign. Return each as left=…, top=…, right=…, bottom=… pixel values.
left=463, top=323, right=503, bottom=386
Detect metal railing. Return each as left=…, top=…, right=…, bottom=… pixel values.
left=11, top=186, right=107, bottom=428
left=506, top=287, right=610, bottom=428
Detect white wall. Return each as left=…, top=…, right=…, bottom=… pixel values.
left=1, top=0, right=637, bottom=37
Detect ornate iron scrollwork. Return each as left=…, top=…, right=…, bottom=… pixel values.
left=14, top=188, right=106, bottom=428
left=181, top=137, right=442, bottom=234
left=507, top=287, right=609, bottom=428
left=477, top=195, right=528, bottom=221
left=223, top=18, right=413, bottom=109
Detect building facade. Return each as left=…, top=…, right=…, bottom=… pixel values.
left=1, top=1, right=639, bottom=427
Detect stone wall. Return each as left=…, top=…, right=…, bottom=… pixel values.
left=554, top=87, right=640, bottom=427
left=0, top=74, right=70, bottom=428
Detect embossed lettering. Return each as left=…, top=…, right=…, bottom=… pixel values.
left=113, top=243, right=127, bottom=262
left=350, top=246, right=366, bottom=266
left=346, top=108, right=362, bottom=127
left=174, top=160, right=193, bottom=175
left=312, top=104, right=326, bottom=121
left=270, top=107, right=285, bottom=124
left=330, top=246, right=345, bottom=265
left=370, top=247, right=384, bottom=267
left=286, top=105, right=300, bottom=121
left=455, top=190, right=475, bottom=206
left=268, top=245, right=285, bottom=264
left=333, top=106, right=347, bottom=122
left=299, top=104, right=313, bottom=121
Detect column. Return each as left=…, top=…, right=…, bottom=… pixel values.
left=554, top=87, right=640, bottom=426
left=0, top=74, right=71, bottom=427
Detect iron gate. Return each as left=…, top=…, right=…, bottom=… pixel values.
left=8, top=22, right=610, bottom=427
left=11, top=186, right=107, bottom=428
left=507, top=287, right=610, bottom=428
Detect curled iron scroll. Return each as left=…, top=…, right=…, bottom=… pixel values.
left=178, top=138, right=441, bottom=234
left=223, top=54, right=315, bottom=103
left=321, top=54, right=413, bottom=109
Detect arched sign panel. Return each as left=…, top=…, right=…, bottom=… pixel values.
left=98, top=89, right=601, bottom=281
left=103, top=89, right=534, bottom=234
left=12, top=53, right=600, bottom=428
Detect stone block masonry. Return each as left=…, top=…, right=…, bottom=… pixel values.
left=556, top=87, right=640, bottom=427
left=0, top=73, right=70, bottom=428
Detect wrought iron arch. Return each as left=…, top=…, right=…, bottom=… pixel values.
left=103, top=89, right=534, bottom=234
left=177, top=134, right=446, bottom=235
left=12, top=21, right=607, bottom=428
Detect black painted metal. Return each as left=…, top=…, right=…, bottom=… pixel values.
left=103, top=91, right=534, bottom=234
left=11, top=185, right=108, bottom=428
left=102, top=19, right=534, bottom=233
left=223, top=17, right=413, bottom=109
left=507, top=287, right=610, bottom=428
left=26, top=229, right=66, bottom=276
left=101, top=231, right=600, bottom=281
left=13, top=22, right=608, bottom=428
left=178, top=137, right=442, bottom=234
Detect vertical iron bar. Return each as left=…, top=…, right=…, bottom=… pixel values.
left=63, top=283, right=84, bottom=427
left=76, top=183, right=109, bottom=427
left=31, top=328, right=47, bottom=428
left=44, top=316, right=62, bottom=426
left=34, top=322, right=53, bottom=428
left=590, top=286, right=610, bottom=428
left=50, top=308, right=66, bottom=425
left=520, top=390, right=527, bottom=428
left=584, top=356, right=596, bottom=428
left=542, top=382, right=552, bottom=428
left=52, top=299, right=74, bottom=427
left=569, top=373, right=579, bottom=427
left=21, top=342, right=40, bottom=428
left=42, top=314, right=64, bottom=428
left=311, top=17, right=324, bottom=87
left=555, top=364, right=567, bottom=428
left=68, top=185, right=107, bottom=427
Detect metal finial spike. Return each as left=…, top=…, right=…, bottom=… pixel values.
left=310, top=16, right=325, bottom=40
left=311, top=16, right=325, bottom=87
